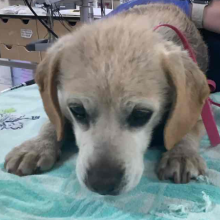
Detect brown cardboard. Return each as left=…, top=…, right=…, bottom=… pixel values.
left=37, top=19, right=80, bottom=39
left=0, top=18, right=39, bottom=46
left=0, top=18, right=20, bottom=45
left=17, top=46, right=41, bottom=63
left=0, top=44, right=19, bottom=60
left=16, top=19, right=39, bottom=46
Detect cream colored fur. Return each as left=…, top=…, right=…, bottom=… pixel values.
left=5, top=4, right=210, bottom=194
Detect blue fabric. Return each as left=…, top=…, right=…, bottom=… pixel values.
left=1, top=85, right=220, bottom=219
left=107, top=0, right=191, bottom=17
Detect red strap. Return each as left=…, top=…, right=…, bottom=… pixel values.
left=153, top=24, right=197, bottom=63
left=208, top=79, right=216, bottom=92
left=154, top=24, right=220, bottom=147
left=154, top=25, right=218, bottom=96
left=207, top=80, right=220, bottom=107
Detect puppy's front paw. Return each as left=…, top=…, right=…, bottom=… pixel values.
left=4, top=139, right=60, bottom=176
left=157, top=148, right=206, bottom=184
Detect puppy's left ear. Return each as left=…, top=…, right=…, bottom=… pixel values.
left=162, top=50, right=210, bottom=150
left=35, top=50, right=64, bottom=141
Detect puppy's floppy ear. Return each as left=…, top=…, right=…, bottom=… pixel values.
left=162, top=50, right=210, bottom=150
left=35, top=51, right=64, bottom=141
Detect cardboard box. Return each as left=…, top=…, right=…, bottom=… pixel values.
left=0, top=18, right=20, bottom=45
left=37, top=19, right=80, bottom=39
left=0, top=44, right=19, bottom=60
left=0, top=18, right=39, bottom=46
left=17, top=19, right=39, bottom=46
left=17, top=46, right=41, bottom=63
left=0, top=44, right=40, bottom=62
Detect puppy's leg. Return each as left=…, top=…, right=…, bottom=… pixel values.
left=157, top=119, right=206, bottom=183
left=4, top=121, right=62, bottom=176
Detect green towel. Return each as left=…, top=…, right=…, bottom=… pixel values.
left=0, top=84, right=220, bottom=220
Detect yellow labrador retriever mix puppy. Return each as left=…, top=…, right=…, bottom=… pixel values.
left=5, top=4, right=210, bottom=195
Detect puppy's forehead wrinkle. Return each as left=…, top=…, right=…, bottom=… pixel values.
left=61, top=16, right=163, bottom=71
left=59, top=14, right=170, bottom=112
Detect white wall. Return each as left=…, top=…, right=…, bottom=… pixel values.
left=0, top=0, right=9, bottom=8
left=0, top=0, right=25, bottom=9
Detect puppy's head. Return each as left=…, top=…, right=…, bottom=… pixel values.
left=35, top=15, right=209, bottom=195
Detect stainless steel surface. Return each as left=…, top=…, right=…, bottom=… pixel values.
left=34, top=43, right=53, bottom=51
left=35, top=0, right=61, bottom=4
left=25, top=0, right=94, bottom=52
left=0, top=59, right=37, bottom=70
left=47, top=5, right=55, bottom=43
left=80, top=0, right=94, bottom=23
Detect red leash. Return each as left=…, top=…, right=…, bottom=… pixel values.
left=154, top=24, right=220, bottom=147
left=153, top=24, right=197, bottom=62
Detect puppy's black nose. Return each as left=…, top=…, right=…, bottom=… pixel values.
left=85, top=160, right=124, bottom=195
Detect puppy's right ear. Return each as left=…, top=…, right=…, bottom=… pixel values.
left=35, top=51, right=64, bottom=141
left=162, top=49, right=209, bottom=151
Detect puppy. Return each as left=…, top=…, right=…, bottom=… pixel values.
left=5, top=4, right=210, bottom=195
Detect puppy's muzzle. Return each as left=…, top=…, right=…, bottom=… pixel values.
left=85, top=158, right=124, bottom=195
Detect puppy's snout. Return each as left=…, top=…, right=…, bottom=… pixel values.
left=85, top=159, right=124, bottom=195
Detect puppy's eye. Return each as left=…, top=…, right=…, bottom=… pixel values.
left=69, top=105, right=87, bottom=121
left=127, top=109, right=153, bottom=128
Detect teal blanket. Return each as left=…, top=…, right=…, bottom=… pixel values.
left=1, top=84, right=220, bottom=220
